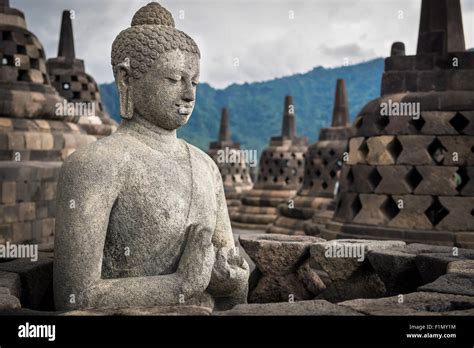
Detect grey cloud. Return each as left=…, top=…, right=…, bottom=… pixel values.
left=10, top=0, right=474, bottom=88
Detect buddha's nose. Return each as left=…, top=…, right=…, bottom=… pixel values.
left=182, top=80, right=195, bottom=103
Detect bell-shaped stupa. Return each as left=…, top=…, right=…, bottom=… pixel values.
left=47, top=10, right=116, bottom=136
left=321, top=0, right=474, bottom=248
left=230, top=96, right=308, bottom=230
left=267, top=79, right=354, bottom=235
left=208, top=107, right=253, bottom=214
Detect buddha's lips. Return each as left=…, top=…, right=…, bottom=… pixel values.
left=177, top=105, right=193, bottom=115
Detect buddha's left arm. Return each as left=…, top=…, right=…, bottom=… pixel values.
left=206, top=162, right=249, bottom=308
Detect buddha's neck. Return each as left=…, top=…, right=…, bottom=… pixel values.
left=120, top=114, right=185, bottom=154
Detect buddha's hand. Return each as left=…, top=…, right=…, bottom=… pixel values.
left=207, top=247, right=249, bottom=296
left=176, top=224, right=216, bottom=298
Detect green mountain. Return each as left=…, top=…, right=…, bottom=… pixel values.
left=99, top=58, right=384, bottom=154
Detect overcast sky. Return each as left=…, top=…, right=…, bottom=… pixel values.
left=13, top=0, right=474, bottom=88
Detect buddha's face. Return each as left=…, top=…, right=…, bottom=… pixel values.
left=129, top=49, right=200, bottom=130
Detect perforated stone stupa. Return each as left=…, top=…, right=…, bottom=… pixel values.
left=0, top=0, right=62, bottom=118
left=47, top=10, right=116, bottom=137
left=322, top=0, right=474, bottom=248
left=230, top=96, right=308, bottom=230
left=0, top=1, right=100, bottom=245
left=208, top=108, right=253, bottom=214
left=267, top=79, right=354, bottom=235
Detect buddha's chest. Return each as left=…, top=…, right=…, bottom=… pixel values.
left=113, top=153, right=193, bottom=230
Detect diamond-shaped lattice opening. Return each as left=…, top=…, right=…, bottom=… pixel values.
left=375, top=115, right=390, bottom=130
left=322, top=181, right=328, bottom=189
left=350, top=195, right=362, bottom=219
left=368, top=167, right=382, bottom=190
left=427, top=138, right=447, bottom=164
left=30, top=58, right=39, bottom=70
left=449, top=112, right=469, bottom=133
left=315, top=169, right=321, bottom=177
left=387, top=137, right=403, bottom=161
left=285, top=177, right=290, bottom=184
left=358, top=140, right=369, bottom=159
left=346, top=168, right=354, bottom=184
left=329, top=149, right=335, bottom=156
left=18, top=70, right=29, bottom=82
left=424, top=197, right=449, bottom=226
left=17, top=45, right=26, bottom=54
left=329, top=170, right=337, bottom=178
left=2, top=31, right=12, bottom=41
left=409, top=115, right=426, bottom=132
left=354, top=116, right=363, bottom=129
left=454, top=167, right=469, bottom=193
left=380, top=196, right=400, bottom=220
left=404, top=167, right=423, bottom=191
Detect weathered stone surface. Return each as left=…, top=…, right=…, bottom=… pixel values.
left=310, top=239, right=405, bottom=302
left=311, top=239, right=405, bottom=281
left=53, top=2, right=248, bottom=312
left=215, top=300, right=363, bottom=316
left=415, top=251, right=474, bottom=283
left=339, top=292, right=474, bottom=315
left=418, top=273, right=474, bottom=296
left=61, top=305, right=212, bottom=316
left=0, top=258, right=53, bottom=309
left=367, top=249, right=423, bottom=295
left=240, top=234, right=325, bottom=303
left=447, top=259, right=474, bottom=274
left=239, top=234, right=323, bottom=275
left=0, top=270, right=21, bottom=298
left=296, top=260, right=327, bottom=295
left=249, top=274, right=313, bottom=303
left=0, top=293, right=21, bottom=310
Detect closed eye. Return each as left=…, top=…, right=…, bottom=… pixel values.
left=166, top=76, right=181, bottom=82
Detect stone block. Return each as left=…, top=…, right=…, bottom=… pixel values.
left=347, top=137, right=367, bottom=165
left=0, top=181, right=16, bottom=204
left=239, top=234, right=322, bottom=275
left=0, top=293, right=21, bottom=310
left=0, top=271, right=21, bottom=298
left=414, top=166, right=458, bottom=195
left=436, top=197, right=474, bottom=231
left=366, top=136, right=399, bottom=165
left=216, top=300, right=363, bottom=316
left=12, top=222, right=32, bottom=242
left=396, top=136, right=435, bottom=164
left=18, top=202, right=35, bottom=222
left=0, top=258, right=53, bottom=310
left=367, top=249, right=423, bottom=295
left=339, top=291, right=474, bottom=315
left=418, top=273, right=474, bottom=297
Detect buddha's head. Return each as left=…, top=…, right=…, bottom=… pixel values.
left=111, top=2, right=200, bottom=130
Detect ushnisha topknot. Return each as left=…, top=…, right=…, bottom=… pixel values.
left=111, top=2, right=200, bottom=80
left=131, top=2, right=175, bottom=27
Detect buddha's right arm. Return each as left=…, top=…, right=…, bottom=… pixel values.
left=53, top=148, right=213, bottom=310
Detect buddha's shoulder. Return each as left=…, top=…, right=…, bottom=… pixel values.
left=185, top=142, right=220, bottom=175
left=62, top=133, right=132, bottom=173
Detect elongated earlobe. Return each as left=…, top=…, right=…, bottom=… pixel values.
left=117, top=59, right=133, bottom=119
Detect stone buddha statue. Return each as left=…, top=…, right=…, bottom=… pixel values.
left=53, top=2, right=249, bottom=311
